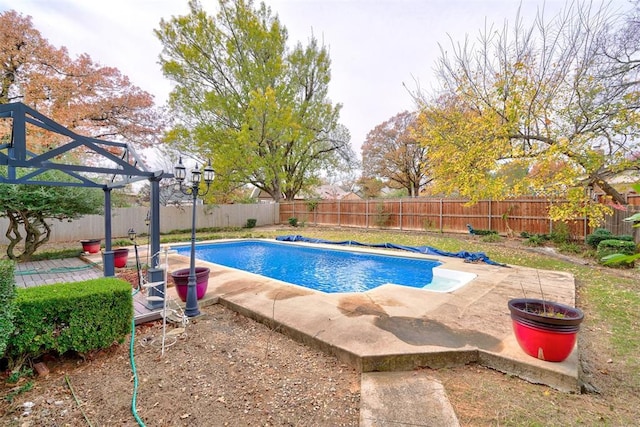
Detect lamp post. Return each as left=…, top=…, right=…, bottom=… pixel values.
left=144, top=211, right=151, bottom=268
left=128, top=228, right=143, bottom=291
left=174, top=156, right=214, bottom=317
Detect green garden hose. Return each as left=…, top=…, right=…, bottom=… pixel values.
left=129, top=288, right=146, bottom=427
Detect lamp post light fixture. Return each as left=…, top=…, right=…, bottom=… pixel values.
left=174, top=156, right=214, bottom=317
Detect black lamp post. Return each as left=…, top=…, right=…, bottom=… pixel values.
left=174, top=156, right=214, bottom=317
left=144, top=211, right=151, bottom=268
left=128, top=228, right=143, bottom=290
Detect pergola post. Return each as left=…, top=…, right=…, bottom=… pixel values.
left=103, top=188, right=114, bottom=277
left=146, top=174, right=164, bottom=309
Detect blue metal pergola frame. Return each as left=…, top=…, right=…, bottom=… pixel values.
left=0, top=102, right=166, bottom=307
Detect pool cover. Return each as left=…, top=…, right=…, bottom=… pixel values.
left=275, top=235, right=508, bottom=267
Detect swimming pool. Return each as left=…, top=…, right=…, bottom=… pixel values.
left=175, top=240, right=476, bottom=293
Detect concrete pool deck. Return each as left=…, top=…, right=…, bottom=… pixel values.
left=150, top=239, right=580, bottom=394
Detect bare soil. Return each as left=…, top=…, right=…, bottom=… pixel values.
left=1, top=301, right=361, bottom=426
left=1, top=236, right=639, bottom=426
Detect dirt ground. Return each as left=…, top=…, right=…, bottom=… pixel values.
left=1, top=302, right=361, bottom=426
left=1, top=238, right=639, bottom=426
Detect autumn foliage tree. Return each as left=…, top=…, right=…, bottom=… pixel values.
left=0, top=10, right=163, bottom=259
left=155, top=0, right=354, bottom=202
left=415, top=2, right=640, bottom=225
left=0, top=10, right=162, bottom=151
left=362, top=111, right=431, bottom=197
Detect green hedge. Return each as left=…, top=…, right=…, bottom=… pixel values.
left=5, top=278, right=133, bottom=364
left=587, top=228, right=634, bottom=249
left=0, top=260, right=17, bottom=356
left=597, top=239, right=637, bottom=267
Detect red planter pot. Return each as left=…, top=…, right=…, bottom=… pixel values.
left=113, top=248, right=130, bottom=268
left=80, top=239, right=101, bottom=254
left=171, top=267, right=210, bottom=302
left=508, top=298, right=584, bottom=362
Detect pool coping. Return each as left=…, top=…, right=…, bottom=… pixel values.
left=161, top=238, right=581, bottom=392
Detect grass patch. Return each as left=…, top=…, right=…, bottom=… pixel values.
left=29, top=248, right=82, bottom=261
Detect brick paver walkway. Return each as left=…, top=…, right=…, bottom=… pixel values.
left=14, top=258, right=102, bottom=288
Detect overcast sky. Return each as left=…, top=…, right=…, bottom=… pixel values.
left=0, top=0, right=620, bottom=156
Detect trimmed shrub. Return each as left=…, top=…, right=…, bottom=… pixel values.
left=245, top=218, right=257, bottom=229
left=0, top=260, right=17, bottom=357
left=288, top=217, right=299, bottom=227
left=597, top=239, right=637, bottom=267
left=6, top=278, right=132, bottom=366
left=586, top=228, right=613, bottom=248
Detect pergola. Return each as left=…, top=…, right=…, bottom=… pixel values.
left=0, top=102, right=167, bottom=306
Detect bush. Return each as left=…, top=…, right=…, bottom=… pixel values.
left=549, top=222, right=573, bottom=244
left=586, top=228, right=613, bottom=248
left=597, top=239, right=637, bottom=267
left=374, top=203, right=392, bottom=227
left=0, top=260, right=17, bottom=357
left=245, top=218, right=257, bottom=229
left=558, top=242, right=584, bottom=255
left=288, top=217, right=298, bottom=227
left=587, top=228, right=634, bottom=249
left=523, top=234, right=549, bottom=246
left=480, top=233, right=502, bottom=243
left=5, top=278, right=132, bottom=367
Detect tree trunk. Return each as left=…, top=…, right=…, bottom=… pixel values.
left=4, top=211, right=51, bottom=261
left=592, top=175, right=626, bottom=206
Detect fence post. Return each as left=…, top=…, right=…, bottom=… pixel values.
left=338, top=199, right=341, bottom=226
left=488, top=199, right=492, bottom=230
left=439, top=198, right=443, bottom=232
left=366, top=199, right=369, bottom=229
left=399, top=198, right=403, bottom=230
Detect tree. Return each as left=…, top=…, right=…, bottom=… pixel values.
left=155, top=0, right=354, bottom=202
left=356, top=176, right=386, bottom=199
left=0, top=169, right=103, bottom=260
left=361, top=111, right=431, bottom=197
left=415, top=1, right=640, bottom=225
left=0, top=10, right=164, bottom=258
left=0, top=10, right=163, bottom=152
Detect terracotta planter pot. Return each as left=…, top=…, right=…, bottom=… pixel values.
left=113, top=248, right=130, bottom=268
left=171, top=267, right=210, bottom=302
left=80, top=239, right=101, bottom=254
left=508, top=298, right=584, bottom=362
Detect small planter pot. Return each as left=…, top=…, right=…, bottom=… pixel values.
left=113, top=248, right=130, bottom=268
left=508, top=298, right=584, bottom=362
left=171, top=267, right=210, bottom=302
left=80, top=239, right=101, bottom=254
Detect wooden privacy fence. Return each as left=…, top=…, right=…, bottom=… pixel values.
left=279, top=197, right=640, bottom=240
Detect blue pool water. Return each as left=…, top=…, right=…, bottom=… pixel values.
left=175, top=240, right=444, bottom=293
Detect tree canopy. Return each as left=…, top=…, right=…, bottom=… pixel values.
left=155, top=0, right=354, bottom=202
left=361, top=111, right=432, bottom=197
left=0, top=10, right=163, bottom=153
left=414, top=1, right=640, bottom=225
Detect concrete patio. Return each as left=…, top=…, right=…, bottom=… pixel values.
left=148, top=239, right=581, bottom=394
